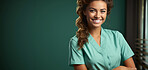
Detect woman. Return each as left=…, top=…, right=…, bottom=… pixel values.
left=68, top=0, right=137, bottom=70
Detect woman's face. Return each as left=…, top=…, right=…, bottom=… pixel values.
left=84, top=0, right=107, bottom=28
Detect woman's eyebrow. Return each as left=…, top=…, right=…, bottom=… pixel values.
left=89, top=7, right=96, bottom=10
left=100, top=8, right=106, bottom=10
left=89, top=7, right=106, bottom=10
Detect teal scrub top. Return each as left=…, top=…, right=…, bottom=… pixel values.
left=68, top=27, right=134, bottom=70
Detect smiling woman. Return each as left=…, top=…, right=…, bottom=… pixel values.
left=68, top=0, right=137, bottom=70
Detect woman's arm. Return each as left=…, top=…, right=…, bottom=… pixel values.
left=113, top=57, right=137, bottom=70
left=73, top=57, right=136, bottom=70
left=124, top=57, right=136, bottom=68
left=73, top=64, right=87, bottom=70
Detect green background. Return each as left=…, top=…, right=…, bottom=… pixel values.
left=1, top=0, right=125, bottom=70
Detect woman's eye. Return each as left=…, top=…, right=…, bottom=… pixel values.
left=90, top=10, right=95, bottom=12
left=101, top=11, right=106, bottom=13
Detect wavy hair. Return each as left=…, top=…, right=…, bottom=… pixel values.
left=76, top=0, right=113, bottom=50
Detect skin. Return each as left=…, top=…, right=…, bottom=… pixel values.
left=74, top=1, right=137, bottom=70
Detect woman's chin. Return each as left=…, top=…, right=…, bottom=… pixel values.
left=92, top=23, right=103, bottom=28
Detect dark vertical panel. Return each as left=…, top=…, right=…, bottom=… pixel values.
left=126, top=0, right=138, bottom=48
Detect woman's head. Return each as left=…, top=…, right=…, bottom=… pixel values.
left=76, top=0, right=113, bottom=49
left=83, top=1, right=108, bottom=28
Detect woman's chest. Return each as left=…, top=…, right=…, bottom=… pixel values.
left=83, top=41, right=121, bottom=69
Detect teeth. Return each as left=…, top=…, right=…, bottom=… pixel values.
left=95, top=20, right=100, bottom=23
left=93, top=20, right=102, bottom=23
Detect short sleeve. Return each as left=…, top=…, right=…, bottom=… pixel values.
left=68, top=38, right=85, bottom=66
left=117, top=31, right=134, bottom=63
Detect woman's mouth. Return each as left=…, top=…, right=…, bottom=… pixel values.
left=92, top=19, right=102, bottom=24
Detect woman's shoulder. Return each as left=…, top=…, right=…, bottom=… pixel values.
left=69, top=35, right=78, bottom=45
left=69, top=35, right=79, bottom=50
left=70, top=35, right=78, bottom=42
left=103, top=28, right=123, bottom=37
left=103, top=28, right=119, bottom=34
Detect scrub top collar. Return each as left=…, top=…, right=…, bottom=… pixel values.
left=87, top=27, right=106, bottom=52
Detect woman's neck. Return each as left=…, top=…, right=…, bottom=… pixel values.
left=88, top=26, right=101, bottom=38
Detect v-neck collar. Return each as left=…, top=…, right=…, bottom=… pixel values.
left=87, top=27, right=106, bottom=51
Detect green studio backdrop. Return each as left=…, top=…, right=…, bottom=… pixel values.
left=1, top=0, right=125, bottom=70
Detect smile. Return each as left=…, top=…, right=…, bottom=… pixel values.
left=92, top=19, right=102, bottom=23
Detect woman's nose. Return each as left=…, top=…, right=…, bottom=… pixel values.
left=94, top=12, right=101, bottom=18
